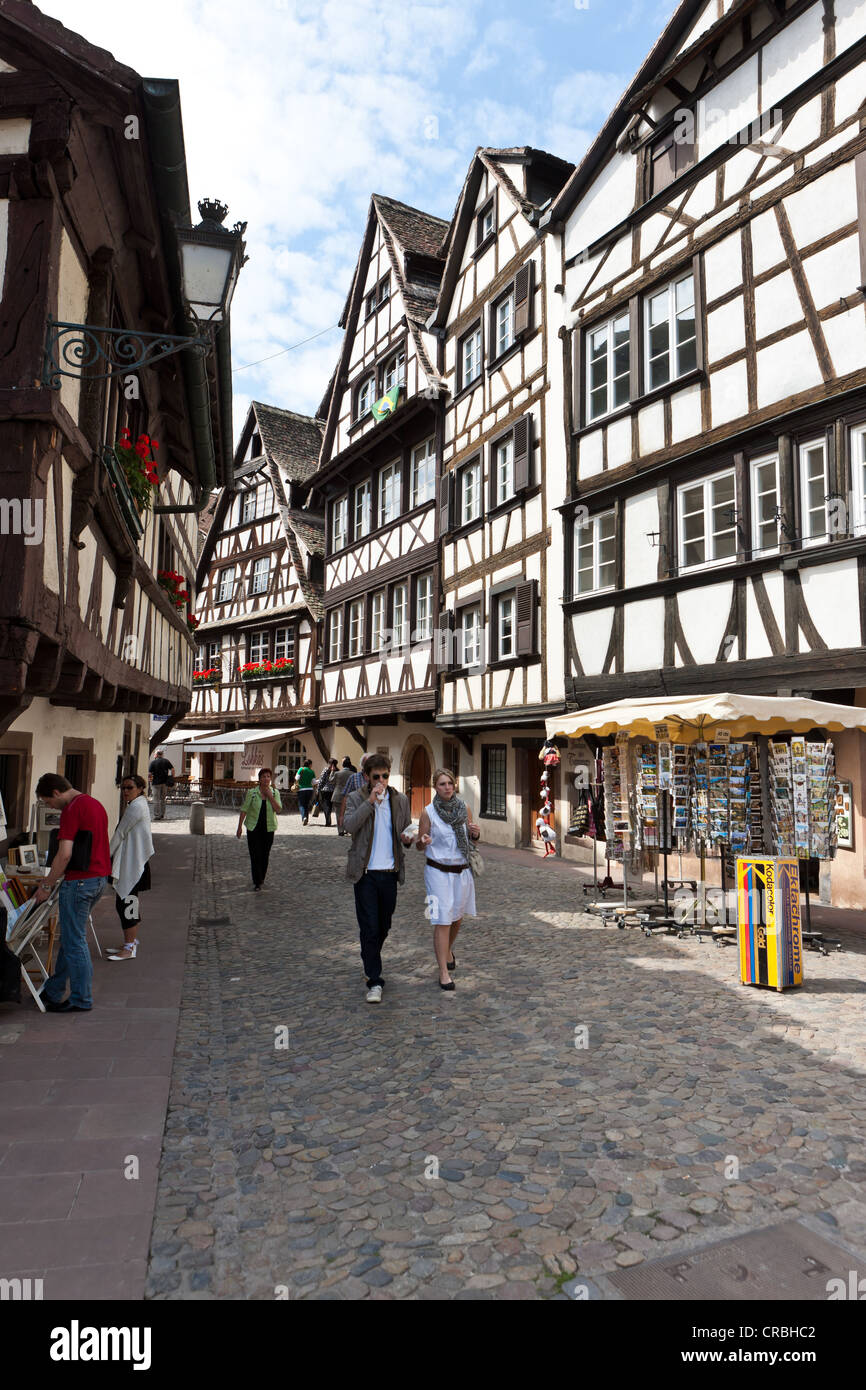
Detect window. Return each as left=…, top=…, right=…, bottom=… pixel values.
left=799, top=440, right=829, bottom=545
left=328, top=609, right=343, bottom=663
left=477, top=200, right=495, bottom=247
left=481, top=745, right=507, bottom=819
left=348, top=599, right=364, bottom=658
left=332, top=496, right=348, bottom=551
left=495, top=291, right=515, bottom=358
left=414, top=573, right=433, bottom=641
left=496, top=594, right=515, bottom=659
left=460, top=604, right=482, bottom=668
left=392, top=583, right=408, bottom=648
left=250, top=556, right=271, bottom=595
left=354, top=480, right=371, bottom=539
left=678, top=470, right=737, bottom=569
left=195, top=642, right=219, bottom=673
left=851, top=425, right=866, bottom=533
left=217, top=566, right=236, bottom=603
left=460, top=460, right=482, bottom=525
left=274, top=627, right=294, bottom=661
left=411, top=438, right=436, bottom=508
left=461, top=325, right=482, bottom=388
left=241, top=487, right=259, bottom=523
left=249, top=630, right=268, bottom=664
left=587, top=312, right=630, bottom=421
left=575, top=511, right=616, bottom=595
left=382, top=350, right=405, bottom=392
left=356, top=375, right=376, bottom=419
left=649, top=117, right=696, bottom=197
left=645, top=273, right=696, bottom=390
left=365, top=273, right=390, bottom=318
left=494, top=436, right=514, bottom=506
left=379, top=462, right=401, bottom=525
left=442, top=737, right=460, bottom=784
left=751, top=455, right=780, bottom=554
left=371, top=591, right=386, bottom=652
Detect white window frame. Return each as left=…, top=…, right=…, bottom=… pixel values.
left=574, top=510, right=617, bottom=596
left=357, top=374, right=376, bottom=419
left=414, top=573, right=433, bottom=641
left=354, top=480, right=371, bottom=539
left=217, top=566, right=236, bottom=603
left=392, top=583, right=408, bottom=649
left=586, top=311, right=631, bottom=422
left=328, top=609, right=343, bottom=663
left=751, top=454, right=781, bottom=556
left=383, top=350, right=406, bottom=392
left=411, top=438, right=436, bottom=509
left=379, top=461, right=401, bottom=526
left=677, top=469, right=737, bottom=572
left=460, top=460, right=481, bottom=525
left=241, top=487, right=259, bottom=524
left=332, top=495, right=348, bottom=551
left=348, top=599, right=364, bottom=658
left=274, top=627, right=294, bottom=662
left=460, top=604, right=482, bottom=668
left=371, top=591, right=386, bottom=653
left=496, top=593, right=515, bottom=659
left=496, top=291, right=515, bottom=358
left=249, top=630, right=268, bottom=665
left=461, top=325, right=482, bottom=387
left=798, top=439, right=829, bottom=547
left=495, top=437, right=514, bottom=506
left=250, top=556, right=271, bottom=595
left=850, top=424, right=866, bottom=535
left=644, top=271, right=696, bottom=392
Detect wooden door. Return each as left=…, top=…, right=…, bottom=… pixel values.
left=515, top=748, right=533, bottom=846
left=409, top=746, right=431, bottom=821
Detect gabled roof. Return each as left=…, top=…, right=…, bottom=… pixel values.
left=430, top=146, right=573, bottom=329
left=267, top=465, right=325, bottom=619
left=251, top=401, right=324, bottom=484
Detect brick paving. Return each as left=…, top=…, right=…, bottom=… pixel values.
left=145, top=807, right=866, bottom=1300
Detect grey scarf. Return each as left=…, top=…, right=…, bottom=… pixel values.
left=433, top=791, right=471, bottom=864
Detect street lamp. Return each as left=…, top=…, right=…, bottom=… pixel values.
left=43, top=199, right=248, bottom=386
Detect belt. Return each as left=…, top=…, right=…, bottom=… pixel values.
left=426, top=858, right=467, bottom=874
left=365, top=868, right=398, bottom=875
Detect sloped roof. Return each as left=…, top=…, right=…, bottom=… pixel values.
left=251, top=401, right=324, bottom=483
left=266, top=462, right=324, bottom=620
left=371, top=195, right=448, bottom=259
left=286, top=508, right=325, bottom=557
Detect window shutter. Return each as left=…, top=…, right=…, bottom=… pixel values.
left=436, top=608, right=455, bottom=670
left=515, top=580, right=537, bottom=656
left=437, top=472, right=452, bottom=535
left=514, top=259, right=534, bottom=337
left=488, top=445, right=498, bottom=511
left=513, top=415, right=531, bottom=493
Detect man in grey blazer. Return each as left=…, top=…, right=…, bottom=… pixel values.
left=343, top=753, right=414, bottom=1002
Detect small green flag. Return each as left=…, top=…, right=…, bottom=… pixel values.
left=370, top=384, right=401, bottom=422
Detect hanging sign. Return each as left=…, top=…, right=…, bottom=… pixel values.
left=715, top=727, right=731, bottom=744
left=241, top=743, right=264, bottom=769
left=615, top=731, right=630, bottom=745
left=653, top=723, right=669, bottom=741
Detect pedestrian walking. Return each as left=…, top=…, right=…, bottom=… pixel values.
left=148, top=747, right=173, bottom=821
left=237, top=768, right=283, bottom=890
left=107, top=774, right=154, bottom=960
left=416, top=769, right=481, bottom=990
left=344, top=754, right=414, bottom=1002
left=32, top=774, right=112, bottom=1013
left=331, top=757, right=356, bottom=835
left=294, top=758, right=316, bottom=825
left=316, top=758, right=339, bottom=826
left=344, top=753, right=371, bottom=798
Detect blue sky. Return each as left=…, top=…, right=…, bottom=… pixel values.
left=41, top=0, right=679, bottom=433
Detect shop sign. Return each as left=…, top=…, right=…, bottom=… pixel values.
left=714, top=727, right=731, bottom=744
left=241, top=743, right=264, bottom=769
left=653, top=723, right=669, bottom=740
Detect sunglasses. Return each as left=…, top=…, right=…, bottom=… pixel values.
left=370, top=772, right=390, bottom=781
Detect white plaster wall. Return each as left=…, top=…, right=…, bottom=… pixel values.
left=756, top=329, right=821, bottom=408
left=76, top=531, right=97, bottom=624
left=754, top=270, right=802, bottom=340
left=699, top=55, right=759, bottom=159
left=572, top=608, right=615, bottom=676
left=835, top=62, right=866, bottom=122
left=58, top=231, right=89, bottom=426
left=579, top=430, right=603, bottom=479
left=606, top=415, right=633, bottom=469
left=564, top=153, right=635, bottom=263
left=804, top=236, right=861, bottom=310
left=749, top=209, right=786, bottom=276
left=799, top=560, right=861, bottom=649
left=624, top=598, right=664, bottom=670
left=624, top=492, right=659, bottom=588
left=703, top=232, right=742, bottom=301
left=761, top=5, right=825, bottom=114
left=638, top=401, right=665, bottom=455
left=782, top=164, right=858, bottom=248
left=678, top=582, right=733, bottom=664
left=823, top=309, right=866, bottom=380
left=835, top=0, right=866, bottom=52
left=707, top=296, right=746, bottom=362
left=671, top=383, right=703, bottom=442
left=0, top=117, right=30, bottom=154
left=42, top=467, right=59, bottom=594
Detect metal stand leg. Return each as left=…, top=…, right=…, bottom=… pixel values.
left=88, top=914, right=102, bottom=959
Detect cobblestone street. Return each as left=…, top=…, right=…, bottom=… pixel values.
left=144, top=809, right=866, bottom=1300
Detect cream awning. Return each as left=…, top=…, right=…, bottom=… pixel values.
left=546, top=693, right=866, bottom=744
left=190, top=725, right=307, bottom=753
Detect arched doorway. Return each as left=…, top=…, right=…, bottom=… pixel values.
left=408, top=745, right=431, bottom=820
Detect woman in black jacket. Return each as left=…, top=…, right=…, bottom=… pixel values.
left=316, top=758, right=339, bottom=826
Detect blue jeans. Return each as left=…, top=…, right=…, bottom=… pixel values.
left=44, top=877, right=107, bottom=1008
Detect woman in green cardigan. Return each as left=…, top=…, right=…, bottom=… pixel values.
left=236, top=768, right=283, bottom=891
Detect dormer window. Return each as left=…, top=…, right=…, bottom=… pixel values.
left=356, top=374, right=376, bottom=419
left=382, top=350, right=406, bottom=393
left=476, top=198, right=495, bottom=249
left=649, top=113, right=696, bottom=197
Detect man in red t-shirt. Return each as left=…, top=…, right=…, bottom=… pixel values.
left=33, top=774, right=111, bottom=1013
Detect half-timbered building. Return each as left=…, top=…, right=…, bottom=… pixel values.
left=431, top=148, right=573, bottom=845
left=0, top=3, right=235, bottom=841
left=185, top=400, right=325, bottom=784
left=544, top=0, right=866, bottom=902
left=308, top=195, right=448, bottom=817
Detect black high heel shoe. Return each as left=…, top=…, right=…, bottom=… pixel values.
left=439, top=979, right=455, bottom=991
left=447, top=954, right=456, bottom=971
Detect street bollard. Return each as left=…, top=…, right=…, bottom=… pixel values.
left=189, top=801, right=206, bottom=836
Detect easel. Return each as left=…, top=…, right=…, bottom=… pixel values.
left=6, top=884, right=61, bottom=1011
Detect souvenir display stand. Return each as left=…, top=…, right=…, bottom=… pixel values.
left=5, top=882, right=61, bottom=1011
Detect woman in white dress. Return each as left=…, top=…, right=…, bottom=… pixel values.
left=107, top=774, right=154, bottom=960
left=416, top=769, right=481, bottom=991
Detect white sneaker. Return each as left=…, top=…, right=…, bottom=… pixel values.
left=366, top=985, right=383, bottom=1003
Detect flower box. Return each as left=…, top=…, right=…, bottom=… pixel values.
left=193, top=668, right=222, bottom=686
left=239, top=659, right=294, bottom=683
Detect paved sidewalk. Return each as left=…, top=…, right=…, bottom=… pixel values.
left=0, top=823, right=194, bottom=1299
left=146, top=810, right=866, bottom=1300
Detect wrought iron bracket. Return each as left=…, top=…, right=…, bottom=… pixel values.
left=43, top=316, right=209, bottom=387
